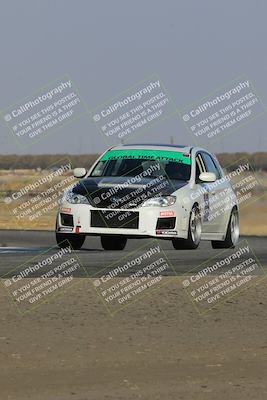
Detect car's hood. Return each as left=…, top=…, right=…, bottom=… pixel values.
left=72, top=176, right=188, bottom=208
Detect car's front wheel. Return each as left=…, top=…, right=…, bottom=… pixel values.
left=56, top=232, right=86, bottom=250
left=172, top=205, right=201, bottom=250
left=211, top=208, right=239, bottom=249
left=101, top=235, right=127, bottom=250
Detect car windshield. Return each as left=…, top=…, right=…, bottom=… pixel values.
left=90, top=149, right=191, bottom=181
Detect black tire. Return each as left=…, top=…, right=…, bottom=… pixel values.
left=101, top=235, right=127, bottom=250
left=172, top=206, right=201, bottom=250
left=211, top=208, right=239, bottom=249
left=56, top=232, right=85, bottom=250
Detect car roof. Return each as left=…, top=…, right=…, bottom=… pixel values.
left=111, top=143, right=193, bottom=153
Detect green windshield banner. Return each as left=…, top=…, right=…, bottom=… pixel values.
left=100, top=149, right=191, bottom=165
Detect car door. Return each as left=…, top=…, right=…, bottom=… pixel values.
left=194, top=153, right=212, bottom=233
left=200, top=152, right=230, bottom=233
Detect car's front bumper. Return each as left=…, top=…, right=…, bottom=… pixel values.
left=56, top=203, right=189, bottom=239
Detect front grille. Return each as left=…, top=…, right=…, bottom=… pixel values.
left=91, top=210, right=139, bottom=229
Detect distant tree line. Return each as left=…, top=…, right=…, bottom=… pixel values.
left=0, top=154, right=99, bottom=170
left=216, top=153, right=267, bottom=171
left=0, top=153, right=266, bottom=171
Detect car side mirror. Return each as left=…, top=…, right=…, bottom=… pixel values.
left=73, top=167, right=87, bottom=178
left=199, top=172, right=216, bottom=182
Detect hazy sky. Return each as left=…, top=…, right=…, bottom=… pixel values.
left=0, top=0, right=266, bottom=155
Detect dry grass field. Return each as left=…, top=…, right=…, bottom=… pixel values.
left=0, top=169, right=74, bottom=230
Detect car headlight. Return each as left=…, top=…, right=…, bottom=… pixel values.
left=61, top=189, right=89, bottom=205
left=142, top=196, right=176, bottom=207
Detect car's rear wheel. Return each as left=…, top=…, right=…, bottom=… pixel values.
left=172, top=206, right=201, bottom=250
left=56, top=232, right=85, bottom=250
left=101, top=235, right=127, bottom=250
left=211, top=208, right=239, bottom=249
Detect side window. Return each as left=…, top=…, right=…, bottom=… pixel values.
left=195, top=154, right=205, bottom=181
left=201, top=152, right=221, bottom=179
left=212, top=155, right=224, bottom=177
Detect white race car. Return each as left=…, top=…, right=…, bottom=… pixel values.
left=55, top=144, right=239, bottom=250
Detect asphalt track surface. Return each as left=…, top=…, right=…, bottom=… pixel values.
left=0, top=230, right=266, bottom=277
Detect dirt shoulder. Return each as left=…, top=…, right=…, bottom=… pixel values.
left=1, top=277, right=267, bottom=400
